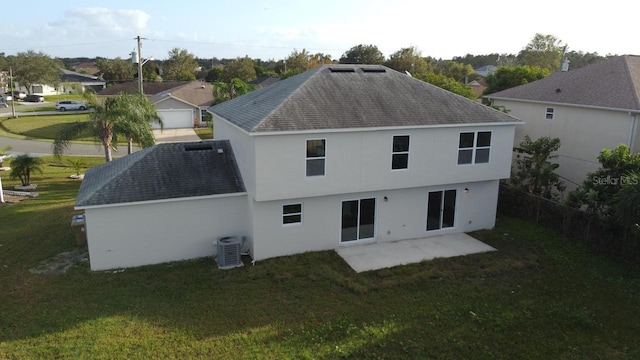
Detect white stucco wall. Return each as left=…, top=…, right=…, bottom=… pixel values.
left=82, top=195, right=248, bottom=271
left=496, top=99, right=639, bottom=187
left=213, top=116, right=257, bottom=196
left=249, top=180, right=499, bottom=261
left=250, top=125, right=516, bottom=201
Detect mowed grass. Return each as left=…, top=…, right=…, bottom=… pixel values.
left=0, top=160, right=639, bottom=359
left=1, top=114, right=92, bottom=141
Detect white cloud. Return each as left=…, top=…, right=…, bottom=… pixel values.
left=50, top=8, right=150, bottom=37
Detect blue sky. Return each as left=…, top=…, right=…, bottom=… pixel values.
left=2, top=0, right=637, bottom=61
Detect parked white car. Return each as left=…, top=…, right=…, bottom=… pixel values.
left=55, top=100, right=88, bottom=111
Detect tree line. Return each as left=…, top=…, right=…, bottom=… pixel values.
left=1, top=33, right=612, bottom=98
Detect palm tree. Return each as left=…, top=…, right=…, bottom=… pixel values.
left=54, top=92, right=162, bottom=162
left=9, top=154, right=44, bottom=186
left=212, top=78, right=256, bottom=104
left=111, top=93, right=163, bottom=154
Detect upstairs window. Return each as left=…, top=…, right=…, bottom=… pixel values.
left=306, top=139, right=326, bottom=176
left=392, top=135, right=410, bottom=170
left=546, top=108, right=554, bottom=120
left=283, top=203, right=302, bottom=225
left=458, top=131, right=491, bottom=165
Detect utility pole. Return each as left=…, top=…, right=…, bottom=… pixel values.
left=136, top=35, right=144, bottom=94
left=9, top=67, right=15, bottom=118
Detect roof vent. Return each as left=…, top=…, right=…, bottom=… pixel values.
left=329, top=67, right=356, bottom=73
left=361, top=68, right=386, bottom=73
left=217, top=148, right=224, bottom=154
left=184, top=142, right=213, bottom=151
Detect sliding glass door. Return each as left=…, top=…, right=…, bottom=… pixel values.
left=427, top=190, right=457, bottom=231
left=341, top=198, right=376, bottom=242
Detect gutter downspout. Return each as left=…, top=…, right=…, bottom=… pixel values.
left=629, top=112, right=639, bottom=151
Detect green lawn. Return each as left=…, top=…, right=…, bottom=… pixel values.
left=0, top=160, right=638, bottom=359
left=16, top=106, right=57, bottom=113
left=194, top=127, right=213, bottom=140
left=1, top=114, right=91, bottom=140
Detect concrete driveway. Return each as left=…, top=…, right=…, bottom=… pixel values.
left=153, top=129, right=201, bottom=143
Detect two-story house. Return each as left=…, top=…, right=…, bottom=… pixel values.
left=486, top=55, right=640, bottom=189
left=75, top=65, right=521, bottom=271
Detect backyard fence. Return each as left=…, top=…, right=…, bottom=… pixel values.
left=497, top=183, right=640, bottom=264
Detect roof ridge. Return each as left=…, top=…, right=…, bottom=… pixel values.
left=250, top=67, right=324, bottom=131
left=622, top=55, right=640, bottom=110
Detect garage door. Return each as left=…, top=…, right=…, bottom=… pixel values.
left=155, top=109, right=193, bottom=129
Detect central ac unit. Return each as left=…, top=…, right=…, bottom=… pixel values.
left=216, top=236, right=243, bottom=269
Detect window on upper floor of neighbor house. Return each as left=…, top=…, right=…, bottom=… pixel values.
left=306, top=139, right=326, bottom=176
left=391, top=135, right=410, bottom=170
left=458, top=131, right=492, bottom=165
left=282, top=203, right=303, bottom=225
left=546, top=107, right=554, bottom=120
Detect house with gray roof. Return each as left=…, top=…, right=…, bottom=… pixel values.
left=76, top=64, right=522, bottom=271
left=99, top=81, right=215, bottom=129
left=485, top=55, right=640, bottom=188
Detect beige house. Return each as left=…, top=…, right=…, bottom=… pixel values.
left=486, top=55, right=640, bottom=189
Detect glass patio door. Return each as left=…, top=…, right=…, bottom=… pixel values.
left=426, top=190, right=457, bottom=231
left=341, top=198, right=376, bottom=242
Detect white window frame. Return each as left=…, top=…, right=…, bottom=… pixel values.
left=391, top=134, right=410, bottom=170
left=545, top=107, right=554, bottom=120
left=282, top=203, right=303, bottom=225
left=457, top=131, right=492, bottom=165
left=306, top=138, right=326, bottom=177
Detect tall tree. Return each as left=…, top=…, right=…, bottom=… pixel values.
left=54, top=93, right=161, bottom=162
left=436, top=60, right=474, bottom=82
left=308, top=53, right=333, bottom=68
left=518, top=33, right=565, bottom=70
left=385, top=46, right=430, bottom=74
left=564, top=50, right=606, bottom=70
left=212, top=78, right=256, bottom=104
left=284, top=49, right=311, bottom=74
left=96, top=57, right=134, bottom=84
left=11, top=50, right=61, bottom=94
left=164, top=48, right=198, bottom=81
left=512, top=135, right=565, bottom=199
left=225, top=56, right=257, bottom=82
left=414, top=72, right=476, bottom=100
left=340, top=44, right=385, bottom=64
left=483, top=65, right=550, bottom=96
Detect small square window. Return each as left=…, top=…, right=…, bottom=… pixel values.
left=459, top=133, right=475, bottom=148
left=458, top=131, right=491, bottom=165
left=546, top=108, right=554, bottom=120
left=283, top=203, right=302, bottom=225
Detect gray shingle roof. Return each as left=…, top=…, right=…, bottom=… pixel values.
left=75, top=140, right=245, bottom=207
left=486, top=55, right=640, bottom=111
left=208, top=64, right=520, bottom=133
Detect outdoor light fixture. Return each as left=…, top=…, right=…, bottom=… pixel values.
left=464, top=188, right=470, bottom=193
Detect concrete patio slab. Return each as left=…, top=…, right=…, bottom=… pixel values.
left=153, top=129, right=201, bottom=143
left=335, top=232, right=496, bottom=273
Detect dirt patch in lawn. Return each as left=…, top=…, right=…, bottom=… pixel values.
left=29, top=248, right=89, bottom=275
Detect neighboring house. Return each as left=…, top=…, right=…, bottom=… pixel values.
left=468, top=79, right=487, bottom=100
left=75, top=64, right=522, bottom=271
left=26, top=68, right=106, bottom=95
left=148, top=81, right=215, bottom=129
left=72, top=62, right=100, bottom=76
left=57, top=68, right=106, bottom=94
left=485, top=55, right=640, bottom=188
left=98, top=81, right=214, bottom=129
left=474, top=65, right=498, bottom=78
